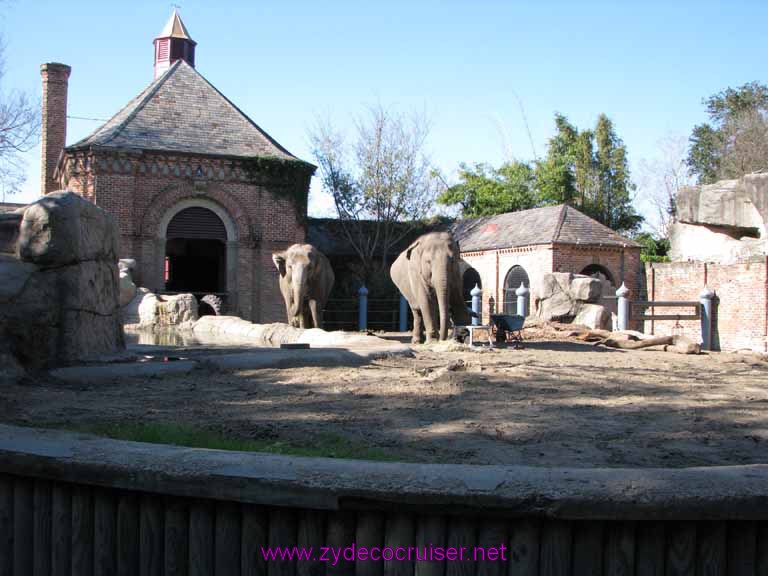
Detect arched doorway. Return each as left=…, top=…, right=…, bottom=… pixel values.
left=580, top=264, right=614, bottom=285
left=580, top=264, right=617, bottom=316
left=462, top=267, right=482, bottom=306
left=503, top=265, right=530, bottom=316
left=164, top=206, right=227, bottom=294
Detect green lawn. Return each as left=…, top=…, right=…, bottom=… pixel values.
left=66, top=422, right=400, bottom=462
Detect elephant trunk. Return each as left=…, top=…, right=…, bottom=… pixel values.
left=433, top=261, right=450, bottom=340
left=290, top=266, right=306, bottom=319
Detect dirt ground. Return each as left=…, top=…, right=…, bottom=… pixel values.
left=2, top=330, right=768, bottom=468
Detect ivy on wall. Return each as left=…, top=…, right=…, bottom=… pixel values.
left=240, top=157, right=315, bottom=216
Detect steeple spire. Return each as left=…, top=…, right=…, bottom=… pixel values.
left=153, top=10, right=196, bottom=79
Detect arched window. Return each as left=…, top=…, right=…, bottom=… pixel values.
left=503, top=265, right=530, bottom=316
left=462, top=267, right=482, bottom=306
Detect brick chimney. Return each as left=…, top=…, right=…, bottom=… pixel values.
left=40, top=63, right=71, bottom=196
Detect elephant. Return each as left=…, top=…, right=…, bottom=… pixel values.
left=272, top=244, right=335, bottom=329
left=390, top=231, right=472, bottom=344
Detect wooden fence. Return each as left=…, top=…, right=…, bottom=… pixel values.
left=0, top=424, right=767, bottom=575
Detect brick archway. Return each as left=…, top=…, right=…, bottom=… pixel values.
left=140, top=186, right=253, bottom=242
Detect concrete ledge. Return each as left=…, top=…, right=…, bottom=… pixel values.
left=0, top=424, right=767, bottom=520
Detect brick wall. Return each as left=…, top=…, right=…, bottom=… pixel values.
left=60, top=150, right=310, bottom=323
left=645, top=259, right=768, bottom=352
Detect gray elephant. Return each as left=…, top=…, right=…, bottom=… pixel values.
left=390, top=231, right=472, bottom=344
left=272, top=244, right=335, bottom=329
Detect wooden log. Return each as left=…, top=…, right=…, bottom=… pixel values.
left=326, top=511, right=355, bottom=576
left=415, top=515, right=446, bottom=576
left=695, top=522, right=725, bottom=576
left=604, top=522, right=634, bottom=576
left=241, top=504, right=268, bottom=576
left=189, top=501, right=214, bottom=576
left=507, top=519, right=539, bottom=576
left=33, top=480, right=52, bottom=576
left=71, top=485, right=94, bottom=576
left=93, top=489, right=117, bottom=576
left=727, top=521, right=757, bottom=576
left=665, top=522, right=696, bottom=576
left=539, top=520, right=571, bottom=576
left=635, top=522, right=666, bottom=576
left=384, top=513, right=416, bottom=576
left=599, top=336, right=674, bottom=350
left=0, top=476, right=13, bottom=576
left=572, top=521, right=603, bottom=576
left=51, top=483, right=72, bottom=576
left=297, top=510, right=325, bottom=576
left=140, top=494, right=164, bottom=576
left=164, top=498, right=188, bottom=576
left=268, top=509, right=298, bottom=576
left=13, top=479, right=33, bottom=576
left=445, top=517, right=476, bottom=576
left=216, top=501, right=242, bottom=576
left=356, top=512, right=385, bottom=576
left=116, top=493, right=139, bottom=576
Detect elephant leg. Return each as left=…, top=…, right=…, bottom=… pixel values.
left=415, top=290, right=436, bottom=344
left=308, top=299, right=321, bottom=329
left=411, top=307, right=424, bottom=344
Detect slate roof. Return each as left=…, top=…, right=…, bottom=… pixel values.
left=451, top=204, right=639, bottom=251
left=67, top=60, right=309, bottom=164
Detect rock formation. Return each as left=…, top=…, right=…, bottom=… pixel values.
left=0, top=191, right=124, bottom=371
left=533, top=272, right=611, bottom=330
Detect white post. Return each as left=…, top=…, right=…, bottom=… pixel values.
left=700, top=286, right=714, bottom=351
left=515, top=282, right=529, bottom=317
left=470, top=284, right=482, bottom=326
left=358, top=286, right=368, bottom=332
left=616, top=283, right=630, bottom=331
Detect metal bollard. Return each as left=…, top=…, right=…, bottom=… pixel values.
left=470, top=284, right=482, bottom=326
left=358, top=286, right=368, bottom=332
left=516, top=282, right=529, bottom=317
left=399, top=293, right=408, bottom=332
left=700, top=286, right=714, bottom=351
left=616, top=283, right=630, bottom=331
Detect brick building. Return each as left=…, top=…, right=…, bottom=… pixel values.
left=451, top=205, right=642, bottom=321
left=39, top=12, right=314, bottom=322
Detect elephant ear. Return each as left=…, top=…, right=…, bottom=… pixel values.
left=405, top=240, right=420, bottom=260
left=272, top=252, right=287, bottom=277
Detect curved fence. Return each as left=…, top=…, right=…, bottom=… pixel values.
left=0, top=425, right=766, bottom=575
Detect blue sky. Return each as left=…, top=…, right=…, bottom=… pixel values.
left=2, top=0, right=766, bottom=227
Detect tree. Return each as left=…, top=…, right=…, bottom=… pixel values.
left=638, top=134, right=693, bottom=238
left=536, top=113, right=642, bottom=234
left=634, top=232, right=670, bottom=263
left=0, top=39, right=40, bottom=194
left=687, top=82, right=768, bottom=183
left=310, top=106, right=438, bottom=287
left=436, top=160, right=537, bottom=217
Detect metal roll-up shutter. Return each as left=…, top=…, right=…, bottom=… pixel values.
left=167, top=207, right=227, bottom=241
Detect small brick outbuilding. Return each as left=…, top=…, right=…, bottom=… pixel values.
left=452, top=205, right=642, bottom=321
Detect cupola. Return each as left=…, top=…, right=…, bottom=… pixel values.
left=153, top=10, right=196, bottom=79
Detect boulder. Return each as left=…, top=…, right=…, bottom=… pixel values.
left=123, top=290, right=199, bottom=329
left=535, top=272, right=608, bottom=325
left=118, top=259, right=137, bottom=306
left=573, top=303, right=612, bottom=330
left=0, top=191, right=124, bottom=370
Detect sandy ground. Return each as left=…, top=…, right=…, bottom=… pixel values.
left=2, top=330, right=767, bottom=468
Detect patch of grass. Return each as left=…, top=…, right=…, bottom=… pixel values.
left=62, top=422, right=400, bottom=462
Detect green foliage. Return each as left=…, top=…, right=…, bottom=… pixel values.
left=439, top=112, right=642, bottom=234
left=687, top=82, right=768, bottom=183
left=634, top=232, right=670, bottom=263
left=62, top=422, right=400, bottom=461
left=240, top=157, right=315, bottom=214
left=437, top=160, right=537, bottom=217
